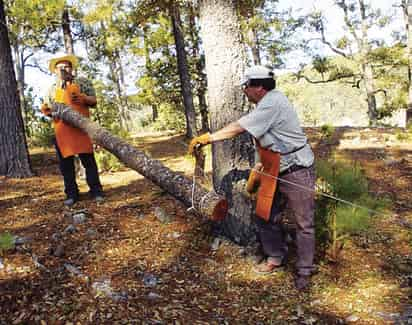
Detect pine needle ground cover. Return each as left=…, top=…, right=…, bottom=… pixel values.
left=0, top=128, right=411, bottom=324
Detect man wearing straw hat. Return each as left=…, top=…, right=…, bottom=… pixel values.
left=188, top=65, right=316, bottom=291
left=41, top=54, right=104, bottom=207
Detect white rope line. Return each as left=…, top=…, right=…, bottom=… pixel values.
left=187, top=174, right=197, bottom=212
left=179, top=138, right=385, bottom=216
left=251, top=167, right=385, bottom=216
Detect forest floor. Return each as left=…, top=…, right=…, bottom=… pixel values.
left=0, top=127, right=411, bottom=325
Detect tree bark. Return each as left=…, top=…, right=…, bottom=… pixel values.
left=51, top=103, right=228, bottom=221
left=199, top=0, right=256, bottom=244
left=248, top=27, right=261, bottom=65
left=358, top=0, right=377, bottom=124
left=188, top=3, right=209, bottom=132
left=170, top=3, right=198, bottom=139
left=406, top=0, right=412, bottom=123
left=143, top=24, right=158, bottom=122
left=12, top=41, right=27, bottom=133
left=62, top=6, right=74, bottom=55
left=0, top=0, right=33, bottom=177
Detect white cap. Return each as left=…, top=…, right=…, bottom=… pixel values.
left=240, top=65, right=274, bottom=86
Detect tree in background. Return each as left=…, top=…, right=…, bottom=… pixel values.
left=400, top=0, right=412, bottom=123
left=5, top=0, right=63, bottom=135
left=302, top=0, right=394, bottom=125
left=169, top=1, right=197, bottom=139
left=239, top=0, right=304, bottom=68
left=0, top=0, right=32, bottom=177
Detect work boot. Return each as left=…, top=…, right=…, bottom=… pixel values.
left=295, top=275, right=311, bottom=291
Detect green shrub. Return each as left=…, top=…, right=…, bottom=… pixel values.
left=395, top=130, right=411, bottom=142
left=95, top=150, right=123, bottom=172
left=29, top=119, right=55, bottom=148
left=320, top=124, right=335, bottom=139
left=152, top=103, right=186, bottom=132
left=94, top=125, right=130, bottom=172
left=0, top=233, right=15, bottom=254
left=315, top=159, right=391, bottom=260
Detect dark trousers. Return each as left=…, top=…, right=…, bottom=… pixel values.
left=55, top=142, right=103, bottom=199
left=255, top=165, right=316, bottom=276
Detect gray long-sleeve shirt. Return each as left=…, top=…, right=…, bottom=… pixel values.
left=238, top=89, right=314, bottom=172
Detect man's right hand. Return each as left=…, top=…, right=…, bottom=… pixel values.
left=246, top=162, right=263, bottom=194
left=188, top=133, right=211, bottom=155
left=41, top=104, right=52, bottom=117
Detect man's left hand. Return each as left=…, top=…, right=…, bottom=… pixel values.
left=71, top=93, right=85, bottom=105
left=188, top=133, right=211, bottom=155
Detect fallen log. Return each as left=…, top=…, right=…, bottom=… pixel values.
left=51, top=103, right=228, bottom=221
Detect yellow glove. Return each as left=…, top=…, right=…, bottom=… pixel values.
left=246, top=162, right=263, bottom=194
left=188, top=133, right=211, bottom=155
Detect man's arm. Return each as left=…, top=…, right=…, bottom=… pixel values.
left=82, top=95, right=97, bottom=107
left=209, top=121, right=246, bottom=142
left=188, top=121, right=246, bottom=154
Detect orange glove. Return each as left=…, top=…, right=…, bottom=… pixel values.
left=246, top=162, right=263, bottom=194
left=41, top=103, right=52, bottom=117
left=188, top=133, right=211, bottom=155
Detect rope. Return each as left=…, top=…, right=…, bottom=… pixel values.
left=179, top=138, right=384, bottom=216
left=187, top=174, right=197, bottom=213
left=252, top=168, right=384, bottom=215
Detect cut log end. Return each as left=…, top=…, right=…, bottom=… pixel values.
left=211, top=199, right=228, bottom=221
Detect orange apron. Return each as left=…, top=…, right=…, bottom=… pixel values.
left=254, top=144, right=280, bottom=221
left=53, top=83, right=93, bottom=158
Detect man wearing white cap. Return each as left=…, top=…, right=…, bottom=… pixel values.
left=188, top=65, right=316, bottom=291
left=41, top=54, right=104, bottom=207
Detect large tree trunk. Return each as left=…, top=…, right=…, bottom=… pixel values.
left=405, top=0, right=412, bottom=123
left=199, top=0, right=256, bottom=244
left=51, top=103, right=227, bottom=221
left=0, top=0, right=32, bottom=178
left=170, top=3, right=197, bottom=139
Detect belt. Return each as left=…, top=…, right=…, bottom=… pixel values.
left=279, top=164, right=309, bottom=176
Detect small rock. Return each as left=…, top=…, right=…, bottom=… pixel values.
left=383, top=159, right=397, bottom=166
left=53, top=244, right=65, bottom=257
left=143, top=273, right=158, bottom=287
left=13, top=236, right=29, bottom=245
left=72, top=212, right=87, bottom=224
left=64, top=263, right=82, bottom=276
left=135, top=212, right=145, bottom=220
left=297, top=305, right=304, bottom=317
left=86, top=228, right=98, bottom=238
left=210, top=237, right=221, bottom=251
left=51, top=233, right=62, bottom=241
left=375, top=311, right=400, bottom=321
left=170, top=232, right=181, bottom=239
left=238, top=248, right=247, bottom=256
left=154, top=207, right=171, bottom=223
left=345, top=315, right=359, bottom=323
left=64, top=224, right=76, bottom=234
left=302, top=316, right=318, bottom=325
left=147, top=292, right=161, bottom=300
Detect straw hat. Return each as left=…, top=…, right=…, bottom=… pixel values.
left=48, top=54, right=79, bottom=73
